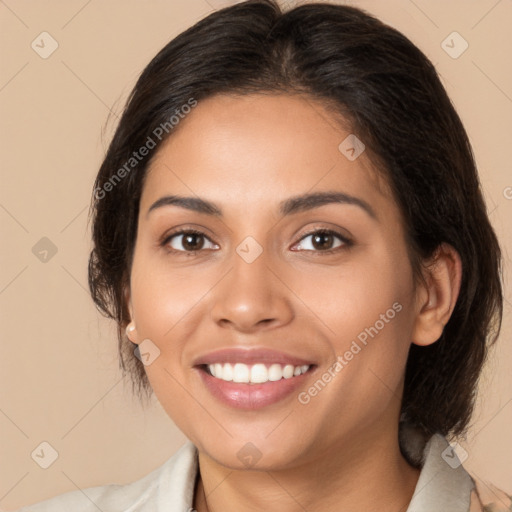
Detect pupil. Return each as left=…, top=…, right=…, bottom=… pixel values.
left=313, top=233, right=332, bottom=250
left=184, top=233, right=203, bottom=250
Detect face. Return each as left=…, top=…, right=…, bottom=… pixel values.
left=127, top=93, right=421, bottom=470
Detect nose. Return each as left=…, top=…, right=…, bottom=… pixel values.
left=209, top=248, right=294, bottom=333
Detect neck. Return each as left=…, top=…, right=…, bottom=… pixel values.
left=193, top=421, right=421, bottom=512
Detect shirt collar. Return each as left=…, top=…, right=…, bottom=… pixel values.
left=400, top=422, right=475, bottom=511
left=154, top=441, right=198, bottom=510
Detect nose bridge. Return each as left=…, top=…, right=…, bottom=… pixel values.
left=232, top=239, right=272, bottom=298
left=228, top=224, right=274, bottom=290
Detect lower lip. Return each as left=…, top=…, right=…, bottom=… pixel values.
left=196, top=366, right=314, bottom=410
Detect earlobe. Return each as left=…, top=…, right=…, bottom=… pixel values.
left=411, top=243, right=462, bottom=347
left=125, top=322, right=139, bottom=344
left=123, top=285, right=139, bottom=344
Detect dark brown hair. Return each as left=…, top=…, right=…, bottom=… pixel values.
left=88, top=0, right=503, bottom=448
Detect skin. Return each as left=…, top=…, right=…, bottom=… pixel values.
left=125, top=93, right=462, bottom=512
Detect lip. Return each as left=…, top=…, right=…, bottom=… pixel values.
left=192, top=348, right=317, bottom=410
left=192, top=348, right=315, bottom=367
left=196, top=364, right=315, bottom=410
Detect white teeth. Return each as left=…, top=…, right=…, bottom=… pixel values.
left=233, top=363, right=250, bottom=383
left=222, top=363, right=233, bottom=381
left=250, top=364, right=268, bottom=383
left=268, top=363, right=283, bottom=381
left=282, top=364, right=294, bottom=379
left=206, top=362, right=311, bottom=383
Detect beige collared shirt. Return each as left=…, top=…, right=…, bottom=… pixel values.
left=16, top=426, right=511, bottom=511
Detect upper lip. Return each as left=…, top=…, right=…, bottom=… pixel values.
left=192, top=348, right=316, bottom=367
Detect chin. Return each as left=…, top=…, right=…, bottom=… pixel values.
left=196, top=434, right=311, bottom=472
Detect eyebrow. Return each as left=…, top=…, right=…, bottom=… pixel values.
left=146, top=191, right=377, bottom=220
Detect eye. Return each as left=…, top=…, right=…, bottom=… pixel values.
left=293, top=229, right=352, bottom=253
left=162, top=229, right=218, bottom=253
left=160, top=227, right=352, bottom=255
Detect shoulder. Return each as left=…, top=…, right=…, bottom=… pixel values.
left=468, top=473, right=512, bottom=512
left=15, top=442, right=198, bottom=512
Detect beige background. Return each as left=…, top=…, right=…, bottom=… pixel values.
left=0, top=0, right=511, bottom=509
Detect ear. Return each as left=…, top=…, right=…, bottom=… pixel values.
left=411, top=243, right=462, bottom=347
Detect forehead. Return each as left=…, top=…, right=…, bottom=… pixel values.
left=141, top=93, right=393, bottom=217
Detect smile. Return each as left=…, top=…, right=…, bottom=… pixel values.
left=196, top=362, right=316, bottom=410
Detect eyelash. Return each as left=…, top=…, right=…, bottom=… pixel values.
left=160, top=227, right=353, bottom=256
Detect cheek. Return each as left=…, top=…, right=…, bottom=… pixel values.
left=292, top=243, right=414, bottom=396
left=130, top=250, right=215, bottom=339
left=292, top=243, right=414, bottom=343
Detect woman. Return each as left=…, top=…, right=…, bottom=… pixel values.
left=17, top=0, right=510, bottom=510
